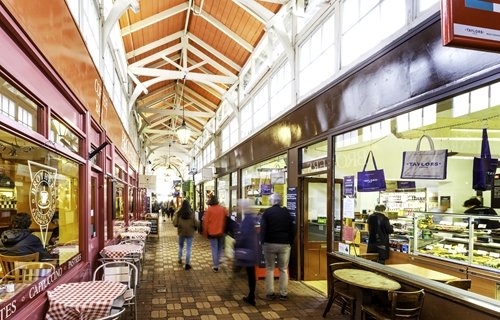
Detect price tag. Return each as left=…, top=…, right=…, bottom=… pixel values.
left=489, top=252, right=500, bottom=258
left=456, top=247, right=467, bottom=254
left=444, top=244, right=453, bottom=249
left=457, top=243, right=465, bottom=248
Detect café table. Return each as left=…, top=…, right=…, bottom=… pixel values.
left=119, top=231, right=148, bottom=241
left=127, top=225, right=151, bottom=233
left=131, top=220, right=151, bottom=227
left=45, top=280, right=127, bottom=320
left=388, top=263, right=459, bottom=282
left=334, top=268, right=401, bottom=320
left=101, top=244, right=143, bottom=260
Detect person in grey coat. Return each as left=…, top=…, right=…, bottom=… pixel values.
left=173, top=200, right=197, bottom=270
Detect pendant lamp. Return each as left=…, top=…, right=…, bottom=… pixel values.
left=176, top=77, right=191, bottom=145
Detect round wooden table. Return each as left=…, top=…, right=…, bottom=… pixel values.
left=334, top=268, right=401, bottom=291
left=333, top=268, right=401, bottom=320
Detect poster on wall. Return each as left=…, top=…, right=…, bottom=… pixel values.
left=441, top=0, right=500, bottom=53
left=287, top=187, right=297, bottom=219
left=343, top=198, right=355, bottom=219
left=343, top=176, right=355, bottom=196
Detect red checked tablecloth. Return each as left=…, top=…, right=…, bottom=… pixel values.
left=45, top=281, right=127, bottom=320
left=100, top=244, right=143, bottom=259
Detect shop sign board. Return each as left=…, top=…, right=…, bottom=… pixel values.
left=441, top=0, right=500, bottom=53
left=138, top=175, right=157, bottom=190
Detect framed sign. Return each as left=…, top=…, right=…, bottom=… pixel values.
left=441, top=0, right=500, bottom=52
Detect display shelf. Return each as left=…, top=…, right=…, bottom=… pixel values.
left=415, top=212, right=500, bottom=271
left=379, top=189, right=428, bottom=212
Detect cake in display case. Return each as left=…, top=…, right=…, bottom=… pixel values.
left=414, top=212, right=500, bottom=270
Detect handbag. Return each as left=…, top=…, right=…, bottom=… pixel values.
left=473, top=129, right=498, bottom=191
left=357, top=151, right=386, bottom=192
left=234, top=248, right=255, bottom=262
left=401, top=135, right=447, bottom=180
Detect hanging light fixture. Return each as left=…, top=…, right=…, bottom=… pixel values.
left=176, top=76, right=191, bottom=145
left=165, top=143, right=176, bottom=176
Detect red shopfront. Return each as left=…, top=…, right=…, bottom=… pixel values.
left=0, top=2, right=142, bottom=319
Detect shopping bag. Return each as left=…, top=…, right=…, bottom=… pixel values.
left=473, top=129, right=498, bottom=191
left=401, top=135, right=447, bottom=179
left=357, top=151, right=386, bottom=192
left=234, top=248, right=255, bottom=262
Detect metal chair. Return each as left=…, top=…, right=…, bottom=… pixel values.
left=361, top=289, right=425, bottom=320
left=323, top=262, right=356, bottom=319
left=2, top=262, right=55, bottom=284
left=93, top=260, right=138, bottom=320
left=95, top=306, right=126, bottom=320
left=445, top=279, right=472, bottom=290
left=0, top=252, right=39, bottom=280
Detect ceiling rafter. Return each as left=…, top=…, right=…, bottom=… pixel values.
left=121, top=3, right=189, bottom=36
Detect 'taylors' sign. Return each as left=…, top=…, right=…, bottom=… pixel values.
left=441, top=0, right=500, bottom=53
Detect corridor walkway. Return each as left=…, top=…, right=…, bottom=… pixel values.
left=133, top=217, right=349, bottom=319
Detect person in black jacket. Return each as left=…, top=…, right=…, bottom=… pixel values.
left=0, top=212, right=50, bottom=259
left=260, top=193, right=295, bottom=301
left=367, top=204, right=394, bottom=264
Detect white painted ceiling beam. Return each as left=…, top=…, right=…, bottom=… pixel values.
left=121, top=3, right=189, bottom=36
left=232, top=0, right=274, bottom=25
left=193, top=4, right=254, bottom=52
left=140, top=109, right=213, bottom=118
left=129, top=42, right=183, bottom=68
left=129, top=67, right=237, bottom=84
left=126, top=31, right=184, bottom=59
left=187, top=32, right=241, bottom=72
left=103, top=0, right=139, bottom=42
left=187, top=44, right=237, bottom=77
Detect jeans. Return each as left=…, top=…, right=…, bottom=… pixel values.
left=263, top=243, right=291, bottom=296
left=178, top=236, right=193, bottom=265
left=209, top=236, right=224, bottom=268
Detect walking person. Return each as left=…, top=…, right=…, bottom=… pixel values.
left=233, top=199, right=258, bottom=306
left=173, top=200, right=197, bottom=270
left=203, top=195, right=228, bottom=272
left=260, top=193, right=295, bottom=300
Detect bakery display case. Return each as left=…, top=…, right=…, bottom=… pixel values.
left=414, top=212, right=500, bottom=271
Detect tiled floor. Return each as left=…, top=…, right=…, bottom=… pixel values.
left=127, top=218, right=350, bottom=319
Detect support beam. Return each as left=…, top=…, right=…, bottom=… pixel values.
left=232, top=0, right=274, bottom=25
left=193, top=4, right=254, bottom=52
left=121, top=3, right=189, bottom=36
left=126, top=31, right=183, bottom=59
left=103, top=0, right=140, bottom=42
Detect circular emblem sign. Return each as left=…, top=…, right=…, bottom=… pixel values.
left=29, top=169, right=56, bottom=226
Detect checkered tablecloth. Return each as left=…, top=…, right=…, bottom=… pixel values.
left=45, top=281, right=126, bottom=320
left=131, top=220, right=151, bottom=226
left=128, top=226, right=151, bottom=233
left=101, top=244, right=143, bottom=259
left=119, top=232, right=147, bottom=240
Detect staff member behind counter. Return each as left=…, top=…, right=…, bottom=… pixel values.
left=367, top=204, right=394, bottom=265
left=463, top=197, right=499, bottom=229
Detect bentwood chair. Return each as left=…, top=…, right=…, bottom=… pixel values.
left=95, top=306, right=126, bottom=320
left=445, top=279, right=472, bottom=290
left=323, top=262, right=356, bottom=319
left=93, top=261, right=138, bottom=320
left=2, top=262, right=55, bottom=284
left=361, top=289, right=425, bottom=320
left=0, top=252, right=39, bottom=280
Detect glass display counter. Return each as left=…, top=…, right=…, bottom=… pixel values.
left=414, top=212, right=500, bottom=271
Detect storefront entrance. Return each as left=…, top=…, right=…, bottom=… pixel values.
left=301, top=176, right=328, bottom=281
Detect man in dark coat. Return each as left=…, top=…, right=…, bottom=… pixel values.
left=367, top=204, right=394, bottom=264
left=0, top=212, right=49, bottom=259
left=260, top=193, right=295, bottom=300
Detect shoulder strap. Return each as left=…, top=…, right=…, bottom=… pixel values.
left=363, top=151, right=378, bottom=171
left=416, top=135, right=435, bottom=151
left=480, top=128, right=492, bottom=159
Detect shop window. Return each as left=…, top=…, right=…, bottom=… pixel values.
left=241, top=155, right=288, bottom=209
left=0, top=76, right=38, bottom=131
left=333, top=81, right=500, bottom=269
left=49, top=118, right=80, bottom=154
left=301, top=140, right=328, bottom=174
left=0, top=128, right=80, bottom=271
